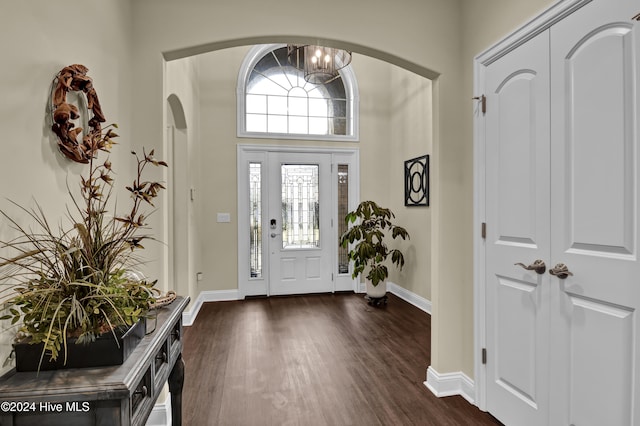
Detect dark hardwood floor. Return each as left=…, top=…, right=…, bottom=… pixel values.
left=182, top=293, right=502, bottom=425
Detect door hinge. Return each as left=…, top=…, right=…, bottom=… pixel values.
left=473, top=94, right=486, bottom=114
left=481, top=222, right=486, bottom=239
left=482, top=348, right=487, bottom=365
left=331, top=273, right=334, bottom=282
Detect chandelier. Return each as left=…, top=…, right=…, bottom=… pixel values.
left=287, top=45, right=352, bottom=84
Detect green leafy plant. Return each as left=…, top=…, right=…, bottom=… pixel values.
left=0, top=124, right=167, bottom=366
left=339, top=200, right=410, bottom=286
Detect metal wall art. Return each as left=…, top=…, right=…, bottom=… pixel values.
left=404, top=154, right=429, bottom=207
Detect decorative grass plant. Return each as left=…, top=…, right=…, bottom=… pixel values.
left=0, top=124, right=167, bottom=367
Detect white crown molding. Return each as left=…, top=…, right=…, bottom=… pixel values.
left=475, top=0, right=592, bottom=66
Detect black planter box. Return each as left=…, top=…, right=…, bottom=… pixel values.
left=14, top=319, right=146, bottom=372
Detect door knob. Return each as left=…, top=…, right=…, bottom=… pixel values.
left=549, top=263, right=573, bottom=279
left=514, top=259, right=546, bottom=274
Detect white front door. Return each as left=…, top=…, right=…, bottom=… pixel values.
left=549, top=0, right=640, bottom=424
left=267, top=152, right=333, bottom=295
left=483, top=0, right=640, bottom=424
left=238, top=146, right=359, bottom=298
left=484, top=29, right=551, bottom=426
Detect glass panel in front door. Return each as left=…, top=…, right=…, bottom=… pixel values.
left=337, top=164, right=349, bottom=274
left=280, top=164, right=320, bottom=249
left=249, top=162, right=262, bottom=278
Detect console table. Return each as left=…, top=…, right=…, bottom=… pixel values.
left=0, top=296, right=189, bottom=426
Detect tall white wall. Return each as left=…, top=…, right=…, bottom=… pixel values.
left=0, top=0, right=134, bottom=375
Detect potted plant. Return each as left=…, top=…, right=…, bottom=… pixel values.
left=339, top=200, right=410, bottom=300
left=0, top=121, right=167, bottom=371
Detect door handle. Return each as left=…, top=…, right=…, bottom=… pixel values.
left=514, top=259, right=546, bottom=275
left=549, top=263, right=573, bottom=279
left=270, top=233, right=280, bottom=238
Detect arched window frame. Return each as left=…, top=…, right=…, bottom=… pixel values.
left=237, top=44, right=359, bottom=142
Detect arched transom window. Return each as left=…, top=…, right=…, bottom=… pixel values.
left=237, top=44, right=359, bottom=141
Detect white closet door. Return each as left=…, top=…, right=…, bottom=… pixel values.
left=484, top=30, right=551, bottom=426
left=549, top=1, right=640, bottom=425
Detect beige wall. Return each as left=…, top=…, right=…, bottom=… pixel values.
left=355, top=54, right=392, bottom=206
left=151, top=0, right=559, bottom=380
left=131, top=0, right=466, bottom=377
left=387, top=68, right=433, bottom=298
left=193, top=48, right=433, bottom=297
left=166, top=57, right=201, bottom=301
left=194, top=47, right=245, bottom=294
left=0, top=0, right=562, bottom=383
left=0, top=0, right=134, bottom=375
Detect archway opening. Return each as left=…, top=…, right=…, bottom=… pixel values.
left=166, top=93, right=191, bottom=300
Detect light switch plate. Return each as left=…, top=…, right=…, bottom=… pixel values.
left=217, top=213, right=231, bottom=223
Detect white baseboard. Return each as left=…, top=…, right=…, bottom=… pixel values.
left=387, top=282, right=432, bottom=314
left=145, top=392, right=171, bottom=426
left=181, top=284, right=431, bottom=325
left=182, top=289, right=240, bottom=326
left=424, top=365, right=475, bottom=404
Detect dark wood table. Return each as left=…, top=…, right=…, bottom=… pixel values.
left=0, top=296, right=189, bottom=426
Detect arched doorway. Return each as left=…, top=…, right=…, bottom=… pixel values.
left=167, top=93, right=191, bottom=299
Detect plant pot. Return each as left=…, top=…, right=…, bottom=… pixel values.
left=13, top=318, right=146, bottom=372
left=366, top=279, right=387, bottom=298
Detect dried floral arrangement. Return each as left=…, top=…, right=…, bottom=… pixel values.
left=0, top=65, right=167, bottom=366
left=51, top=64, right=107, bottom=164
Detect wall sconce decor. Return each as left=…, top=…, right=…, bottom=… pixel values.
left=404, top=154, right=429, bottom=207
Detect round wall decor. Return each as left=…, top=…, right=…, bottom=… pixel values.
left=50, top=64, right=106, bottom=163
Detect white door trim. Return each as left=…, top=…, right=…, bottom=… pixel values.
left=472, top=0, right=593, bottom=412
left=237, top=144, right=360, bottom=299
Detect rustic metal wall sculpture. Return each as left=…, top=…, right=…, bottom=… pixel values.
left=404, top=154, right=429, bottom=206
left=50, top=64, right=107, bottom=163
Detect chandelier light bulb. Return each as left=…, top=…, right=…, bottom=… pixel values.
left=287, top=44, right=352, bottom=84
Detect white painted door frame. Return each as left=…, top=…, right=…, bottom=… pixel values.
left=473, top=0, right=593, bottom=412
left=237, top=144, right=360, bottom=298
left=167, top=124, right=191, bottom=298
